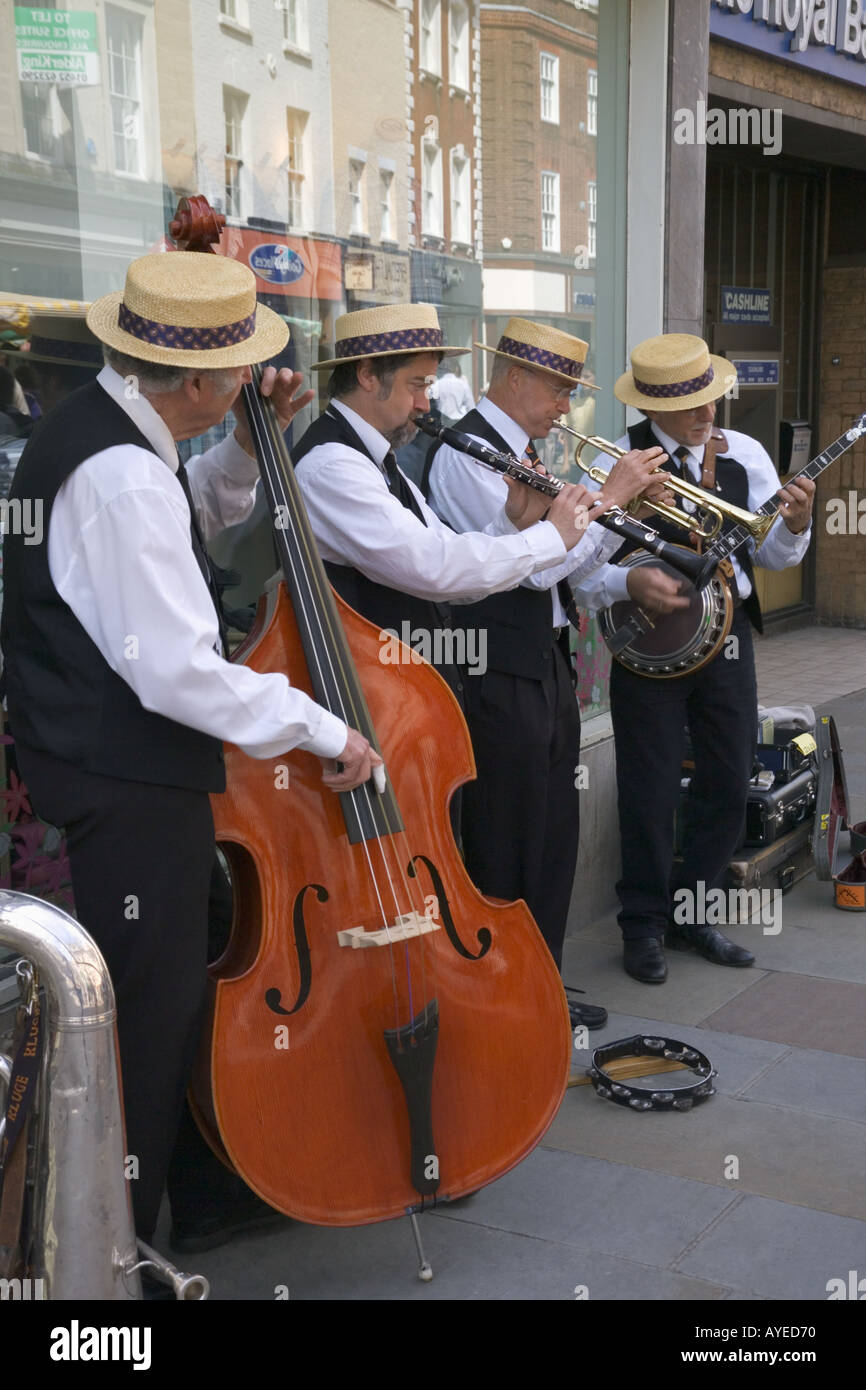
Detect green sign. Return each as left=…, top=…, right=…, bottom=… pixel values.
left=15, top=8, right=100, bottom=86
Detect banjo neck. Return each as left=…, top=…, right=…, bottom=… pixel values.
left=708, top=412, right=866, bottom=565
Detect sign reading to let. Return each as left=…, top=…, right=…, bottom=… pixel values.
left=14, top=8, right=100, bottom=86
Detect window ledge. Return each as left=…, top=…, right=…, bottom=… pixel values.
left=282, top=41, right=312, bottom=63
left=450, top=240, right=473, bottom=256
left=219, top=15, right=253, bottom=41
left=349, top=233, right=371, bottom=246
left=421, top=234, right=445, bottom=251
left=380, top=239, right=400, bottom=251
left=448, top=84, right=472, bottom=103
left=540, top=117, right=561, bottom=127
left=419, top=68, right=443, bottom=88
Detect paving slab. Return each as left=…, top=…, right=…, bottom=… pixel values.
left=153, top=1153, right=735, bottom=1301
left=545, top=1091, right=866, bottom=1221
left=561, top=932, right=770, bottom=1025
left=675, top=1194, right=866, bottom=1301
left=569, top=1011, right=789, bottom=1096
left=703, top=972, right=866, bottom=1058
left=434, top=1144, right=737, bottom=1266
left=741, top=1046, right=866, bottom=1125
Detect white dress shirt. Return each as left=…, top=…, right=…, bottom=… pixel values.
left=572, top=422, right=813, bottom=612
left=426, top=395, right=623, bottom=625
left=293, top=398, right=571, bottom=603
left=46, top=366, right=347, bottom=761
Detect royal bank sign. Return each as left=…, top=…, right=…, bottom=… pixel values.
left=711, top=0, right=866, bottom=80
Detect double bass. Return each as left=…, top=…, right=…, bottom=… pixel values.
left=173, top=198, right=570, bottom=1242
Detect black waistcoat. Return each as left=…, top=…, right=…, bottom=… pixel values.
left=291, top=407, right=464, bottom=698
left=424, top=408, right=567, bottom=680
left=1, top=381, right=226, bottom=791
left=617, top=418, right=762, bottom=634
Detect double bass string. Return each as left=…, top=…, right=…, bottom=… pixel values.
left=252, top=384, right=435, bottom=1031
left=244, top=373, right=435, bottom=1034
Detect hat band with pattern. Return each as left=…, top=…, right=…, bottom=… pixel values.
left=117, top=302, right=257, bottom=351
left=497, top=334, right=584, bottom=380
left=632, top=365, right=715, bottom=399
left=335, top=325, right=444, bottom=359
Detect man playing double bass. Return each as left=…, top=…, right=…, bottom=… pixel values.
left=0, top=251, right=383, bottom=1275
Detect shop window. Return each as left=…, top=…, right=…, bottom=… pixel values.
left=450, top=146, right=471, bottom=245
left=449, top=1, right=470, bottom=92
left=541, top=171, right=560, bottom=253
left=587, top=180, right=597, bottom=260
left=540, top=53, right=559, bottom=125
left=421, top=0, right=442, bottom=77
left=106, top=5, right=144, bottom=177
left=349, top=158, right=366, bottom=236
left=223, top=88, right=247, bottom=219
left=422, top=142, right=444, bottom=239
left=379, top=168, right=395, bottom=242
left=587, top=69, right=597, bottom=136
left=286, top=109, right=308, bottom=230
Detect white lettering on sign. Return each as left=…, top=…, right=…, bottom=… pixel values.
left=714, top=0, right=866, bottom=61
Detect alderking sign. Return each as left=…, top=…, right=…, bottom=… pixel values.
left=711, top=0, right=866, bottom=83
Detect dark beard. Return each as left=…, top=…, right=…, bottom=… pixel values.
left=384, top=419, right=419, bottom=452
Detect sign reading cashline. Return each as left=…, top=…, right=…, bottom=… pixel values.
left=721, top=287, right=772, bottom=324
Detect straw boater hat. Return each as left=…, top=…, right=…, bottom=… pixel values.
left=615, top=334, right=738, bottom=411
left=475, top=317, right=600, bottom=389
left=312, top=303, right=466, bottom=371
left=86, top=252, right=288, bottom=368
left=22, top=310, right=103, bottom=369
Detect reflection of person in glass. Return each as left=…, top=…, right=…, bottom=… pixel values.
left=429, top=361, right=474, bottom=426
left=424, top=318, right=667, bottom=1028
left=572, top=334, right=815, bottom=985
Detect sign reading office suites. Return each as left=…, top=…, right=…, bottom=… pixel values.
left=14, top=7, right=100, bottom=86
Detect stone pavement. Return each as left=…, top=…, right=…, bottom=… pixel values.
left=157, top=629, right=866, bottom=1302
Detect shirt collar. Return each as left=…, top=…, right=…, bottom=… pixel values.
left=478, top=396, right=530, bottom=459
left=649, top=420, right=704, bottom=475
left=97, top=364, right=179, bottom=471
left=329, top=398, right=391, bottom=469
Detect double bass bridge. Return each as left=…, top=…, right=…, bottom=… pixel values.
left=336, top=910, right=441, bottom=950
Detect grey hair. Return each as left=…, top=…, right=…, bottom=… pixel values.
left=103, top=347, right=240, bottom=397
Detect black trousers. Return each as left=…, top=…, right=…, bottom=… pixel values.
left=459, top=643, right=581, bottom=970
left=15, top=746, right=237, bottom=1243
left=610, top=607, right=757, bottom=941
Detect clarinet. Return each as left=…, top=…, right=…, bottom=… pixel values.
left=416, top=419, right=719, bottom=594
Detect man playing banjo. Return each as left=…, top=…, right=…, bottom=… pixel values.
left=572, top=333, right=815, bottom=984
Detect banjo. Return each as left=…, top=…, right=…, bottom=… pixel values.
left=596, top=413, right=866, bottom=678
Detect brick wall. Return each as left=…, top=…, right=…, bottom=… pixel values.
left=815, top=265, right=866, bottom=625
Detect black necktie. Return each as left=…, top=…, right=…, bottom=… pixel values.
left=523, top=440, right=581, bottom=631
left=382, top=449, right=428, bottom=527
left=672, top=444, right=691, bottom=479
left=176, top=462, right=230, bottom=656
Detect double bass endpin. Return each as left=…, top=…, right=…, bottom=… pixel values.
left=408, top=1214, right=434, bottom=1282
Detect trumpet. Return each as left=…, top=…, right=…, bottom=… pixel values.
left=555, top=421, right=777, bottom=548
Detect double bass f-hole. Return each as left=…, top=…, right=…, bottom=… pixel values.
left=410, top=855, right=491, bottom=961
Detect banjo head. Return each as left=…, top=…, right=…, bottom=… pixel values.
left=599, top=548, right=733, bottom=678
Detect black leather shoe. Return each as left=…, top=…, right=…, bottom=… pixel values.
left=623, top=937, right=667, bottom=983
left=666, top=924, right=755, bottom=966
left=170, top=1196, right=290, bottom=1255
left=565, top=987, right=608, bottom=1030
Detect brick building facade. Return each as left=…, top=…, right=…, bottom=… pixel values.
left=479, top=0, right=599, bottom=360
